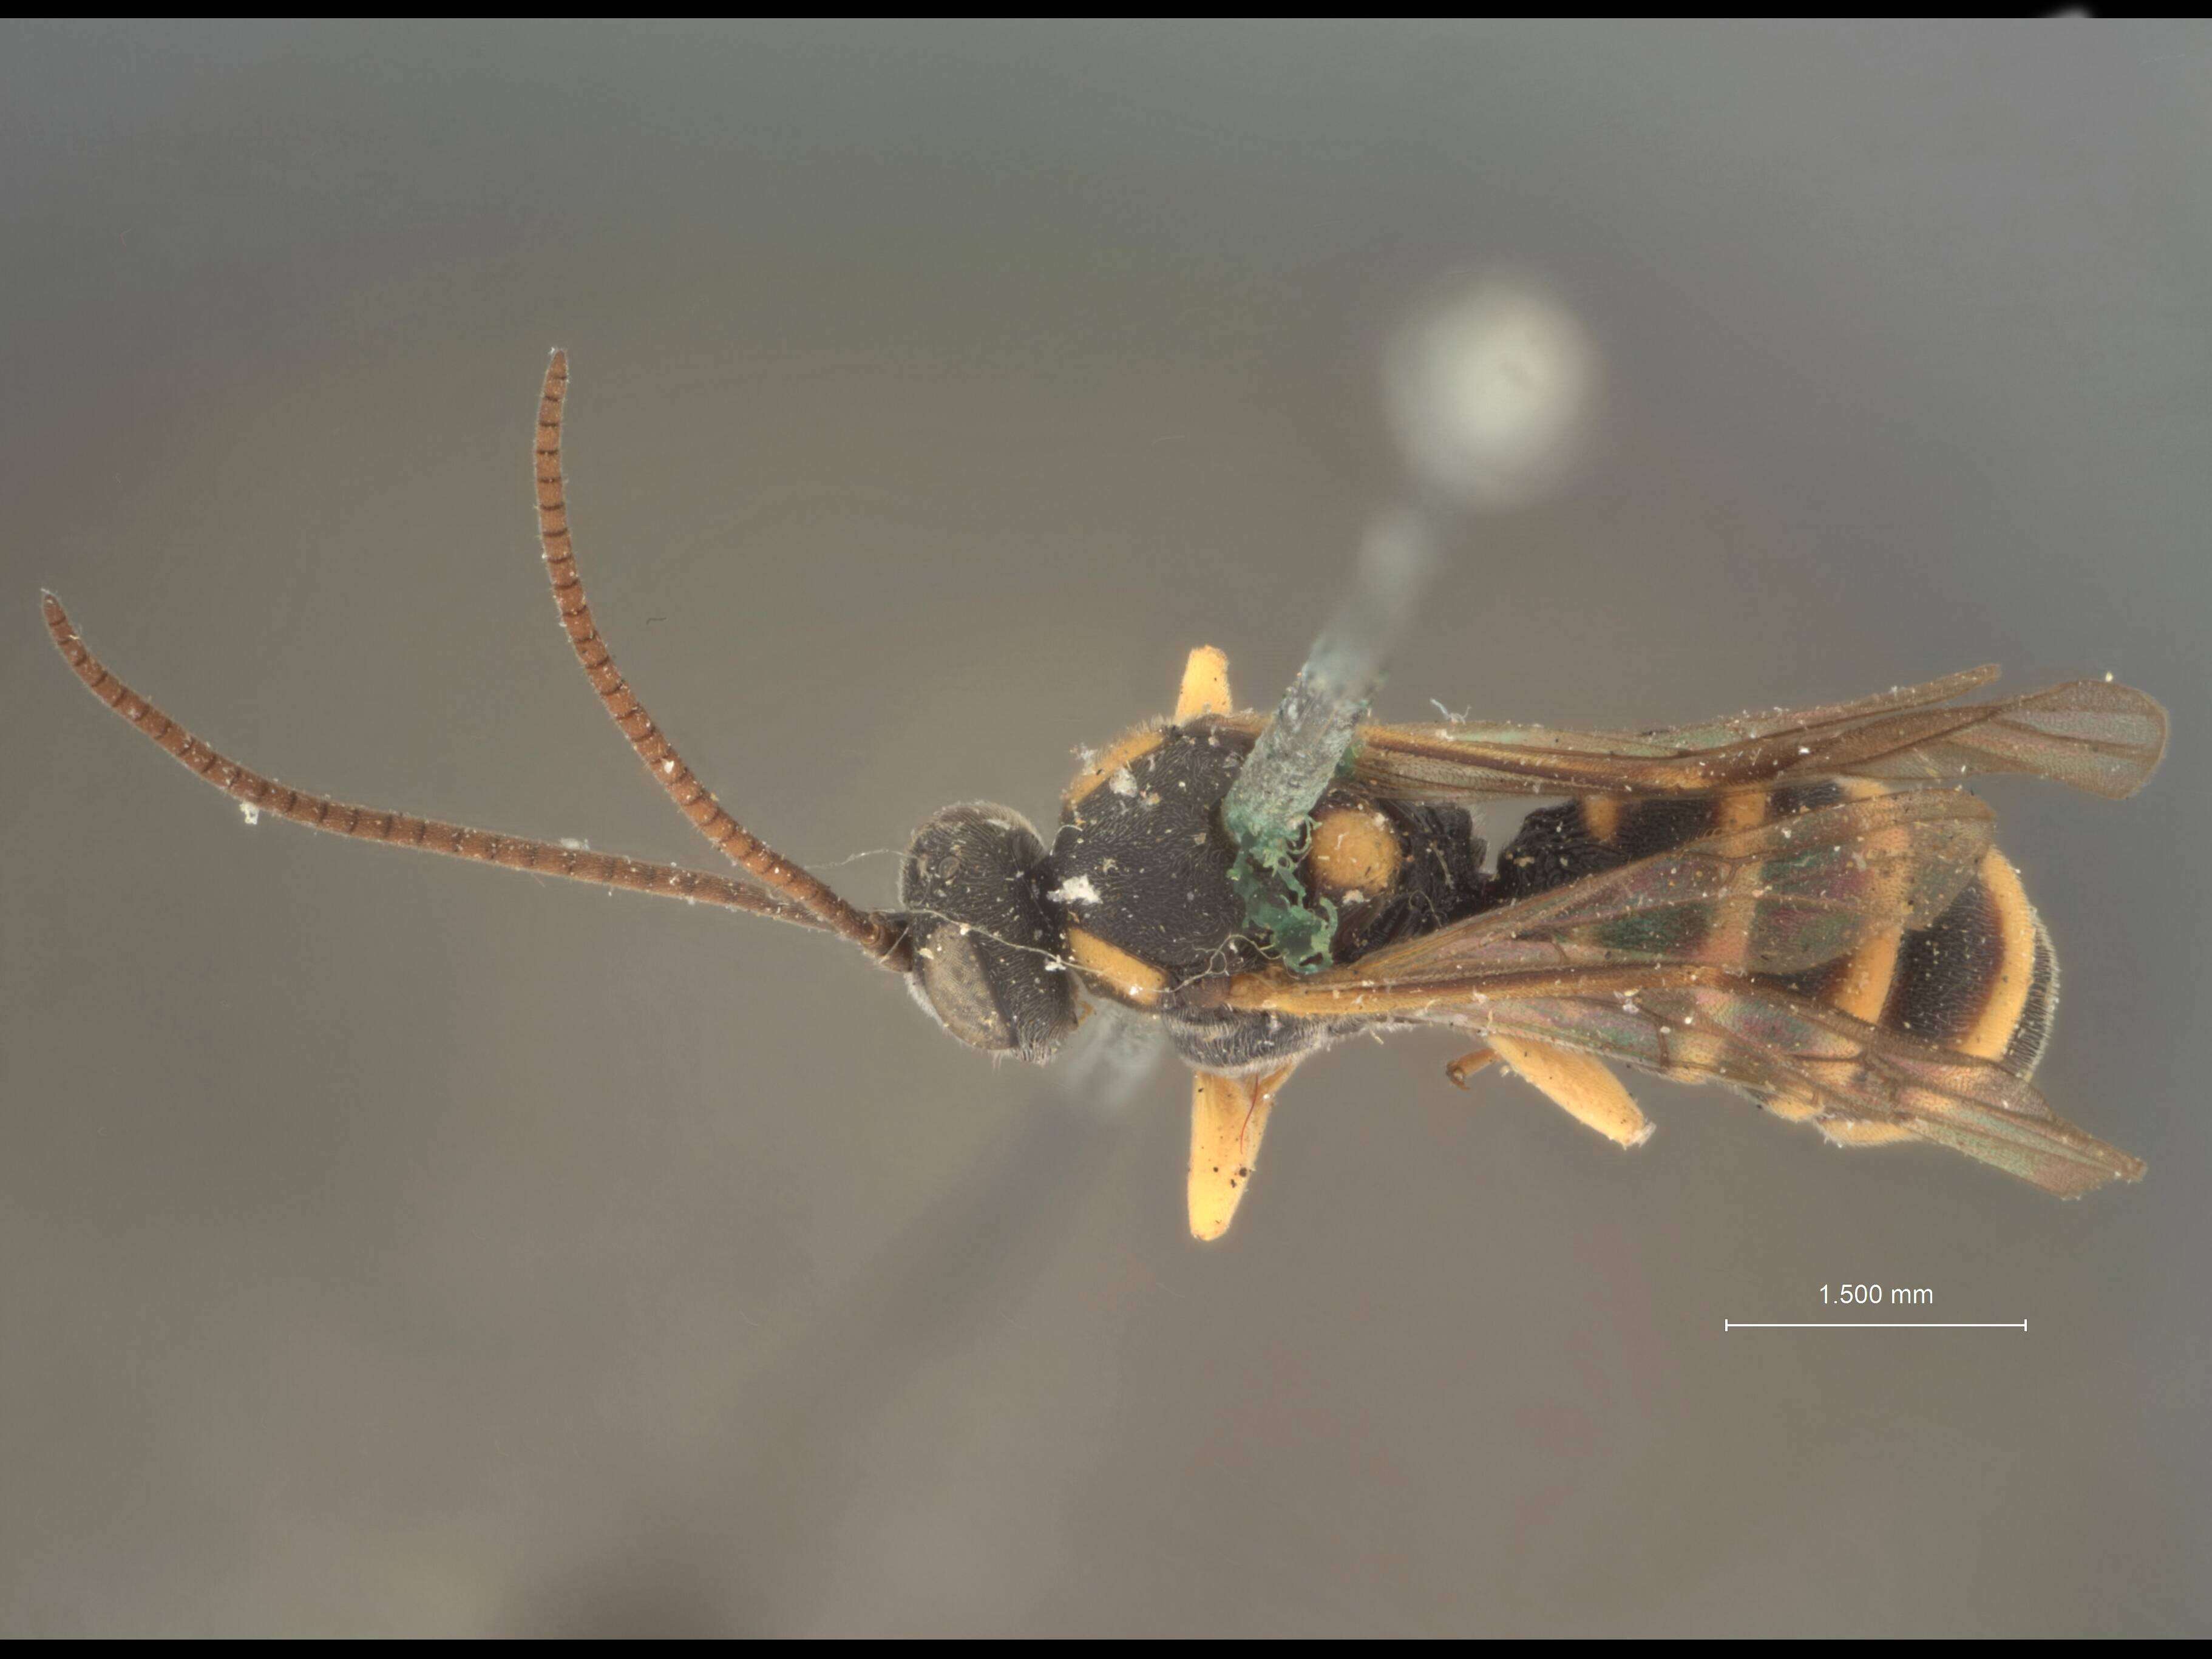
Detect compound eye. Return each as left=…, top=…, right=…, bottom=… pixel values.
left=900, top=804, right=1077, bottom=1062
left=908, top=924, right=1026, bottom=1054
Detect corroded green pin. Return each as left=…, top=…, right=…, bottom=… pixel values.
left=1221, top=509, right=1437, bottom=974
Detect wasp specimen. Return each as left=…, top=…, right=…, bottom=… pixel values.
left=46, top=354, right=2167, bottom=1239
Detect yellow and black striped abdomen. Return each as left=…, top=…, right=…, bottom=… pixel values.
left=1493, top=784, right=2060, bottom=1082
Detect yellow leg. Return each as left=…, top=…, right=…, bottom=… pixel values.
left=1445, top=1047, right=1499, bottom=1088
left=1488, top=1035, right=1654, bottom=1148
left=1188, top=1062, right=1297, bottom=1240
left=1762, top=1093, right=1824, bottom=1124
left=1817, top=1119, right=1921, bottom=1147
left=1174, top=645, right=1233, bottom=721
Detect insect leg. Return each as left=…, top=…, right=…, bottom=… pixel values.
left=1187, top=1062, right=1298, bottom=1240
left=1444, top=1046, right=1499, bottom=1087
left=1487, top=1035, right=1654, bottom=1148
left=1172, top=645, right=1233, bottom=721
left=532, top=351, right=908, bottom=967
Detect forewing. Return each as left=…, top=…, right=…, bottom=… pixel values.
left=1828, top=679, right=2168, bottom=799
left=1267, top=788, right=1993, bottom=993
left=1627, top=665, right=2000, bottom=745
left=1306, top=668, right=2165, bottom=802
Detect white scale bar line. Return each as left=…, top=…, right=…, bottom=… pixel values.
left=1725, top=1320, right=2025, bottom=1331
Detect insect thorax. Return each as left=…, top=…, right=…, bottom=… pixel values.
left=1045, top=723, right=1492, bottom=1072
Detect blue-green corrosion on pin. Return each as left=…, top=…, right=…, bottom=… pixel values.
left=1221, top=511, right=1437, bottom=975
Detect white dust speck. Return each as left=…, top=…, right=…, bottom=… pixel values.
left=1048, top=875, right=1102, bottom=908
left=661, top=758, right=678, bottom=773
left=237, top=802, right=260, bottom=826
left=1107, top=767, right=1138, bottom=798
left=558, top=836, right=590, bottom=850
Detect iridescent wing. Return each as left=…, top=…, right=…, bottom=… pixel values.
left=1480, top=982, right=2143, bottom=1196
left=1232, top=787, right=1997, bottom=995
left=1207, top=667, right=2166, bottom=802
left=1231, top=961, right=2139, bottom=1195
left=1218, top=788, right=2142, bottom=1193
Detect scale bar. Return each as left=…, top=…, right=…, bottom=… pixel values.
left=1725, top=1320, right=2024, bottom=1331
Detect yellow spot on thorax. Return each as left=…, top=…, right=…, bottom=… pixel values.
left=1063, top=725, right=1167, bottom=808
left=1306, top=806, right=1402, bottom=900
left=1064, top=925, right=1170, bottom=1009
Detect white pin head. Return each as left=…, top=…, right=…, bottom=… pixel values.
left=1385, top=275, right=1597, bottom=511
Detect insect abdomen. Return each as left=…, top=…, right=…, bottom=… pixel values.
left=1494, top=788, right=2061, bottom=1081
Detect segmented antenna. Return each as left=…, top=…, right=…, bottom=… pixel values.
left=42, top=593, right=829, bottom=928
left=534, top=351, right=909, bottom=968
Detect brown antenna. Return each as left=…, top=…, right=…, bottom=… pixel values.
left=534, top=350, right=908, bottom=966
left=42, top=594, right=826, bottom=927
left=42, top=351, right=912, bottom=969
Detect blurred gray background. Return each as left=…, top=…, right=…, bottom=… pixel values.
left=3, top=20, right=2207, bottom=1637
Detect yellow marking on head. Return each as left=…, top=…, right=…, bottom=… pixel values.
left=1188, top=1062, right=1297, bottom=1240
left=1962, top=850, right=2038, bottom=1062
left=1306, top=806, right=1403, bottom=901
left=1490, top=1035, right=1652, bottom=1147
left=1173, top=645, right=1233, bottom=721
left=1063, top=724, right=1166, bottom=807
left=1581, top=795, right=1623, bottom=844
left=1064, top=924, right=1169, bottom=1009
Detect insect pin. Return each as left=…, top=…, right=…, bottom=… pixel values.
left=46, top=352, right=2168, bottom=1240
